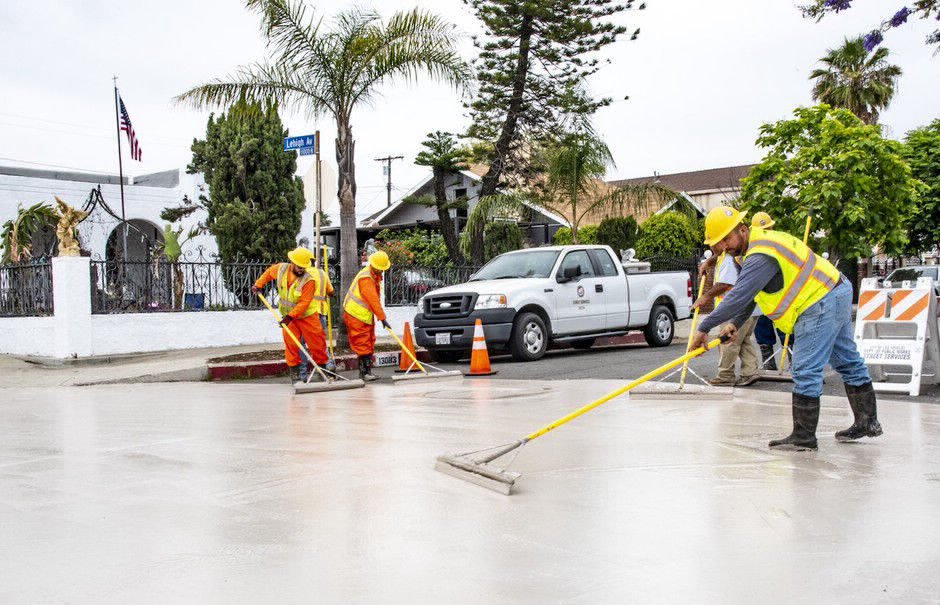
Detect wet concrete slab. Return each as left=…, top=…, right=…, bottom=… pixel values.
left=1, top=380, right=939, bottom=603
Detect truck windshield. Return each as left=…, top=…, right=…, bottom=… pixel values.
left=469, top=250, right=561, bottom=281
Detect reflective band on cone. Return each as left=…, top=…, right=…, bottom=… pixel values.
left=465, top=318, right=497, bottom=376
left=396, top=321, right=418, bottom=373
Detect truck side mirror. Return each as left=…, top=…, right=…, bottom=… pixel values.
left=557, top=265, right=579, bottom=283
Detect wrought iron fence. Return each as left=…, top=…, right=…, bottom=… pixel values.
left=383, top=265, right=481, bottom=307
left=90, top=259, right=274, bottom=313
left=0, top=261, right=54, bottom=317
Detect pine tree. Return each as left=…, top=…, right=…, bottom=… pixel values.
left=187, top=100, right=305, bottom=263
left=464, top=0, right=643, bottom=263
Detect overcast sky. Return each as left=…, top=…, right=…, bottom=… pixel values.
left=1, top=0, right=936, bottom=220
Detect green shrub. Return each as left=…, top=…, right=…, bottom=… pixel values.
left=635, top=212, right=699, bottom=258
left=552, top=225, right=598, bottom=245
left=375, top=228, right=451, bottom=266
left=484, top=221, right=525, bottom=260
left=595, top=216, right=638, bottom=254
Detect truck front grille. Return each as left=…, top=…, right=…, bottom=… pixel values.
left=425, top=293, right=474, bottom=318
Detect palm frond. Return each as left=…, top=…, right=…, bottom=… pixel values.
left=245, top=0, right=322, bottom=66
left=175, top=61, right=335, bottom=117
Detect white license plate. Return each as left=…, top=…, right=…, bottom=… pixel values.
left=435, top=332, right=451, bottom=345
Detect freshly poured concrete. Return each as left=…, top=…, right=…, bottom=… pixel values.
left=2, top=380, right=939, bottom=603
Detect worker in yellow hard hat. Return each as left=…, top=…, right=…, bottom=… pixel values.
left=252, top=247, right=330, bottom=383
left=690, top=206, right=881, bottom=451
left=751, top=211, right=775, bottom=229
left=343, top=250, right=392, bottom=381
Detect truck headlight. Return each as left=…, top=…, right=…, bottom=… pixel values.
left=475, top=294, right=507, bottom=310
left=417, top=295, right=426, bottom=312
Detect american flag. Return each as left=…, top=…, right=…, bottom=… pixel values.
left=119, top=96, right=142, bottom=161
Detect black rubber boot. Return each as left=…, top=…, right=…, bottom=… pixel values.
left=288, top=364, right=301, bottom=384
left=359, top=356, right=377, bottom=382
left=769, top=392, right=819, bottom=451
left=836, top=382, right=883, bottom=442
left=760, top=344, right=777, bottom=371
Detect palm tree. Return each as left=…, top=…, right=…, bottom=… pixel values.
left=1, top=202, right=59, bottom=263
left=810, top=36, right=902, bottom=125
left=176, top=0, right=471, bottom=301
left=412, top=131, right=467, bottom=264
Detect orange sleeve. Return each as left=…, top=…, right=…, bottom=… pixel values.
left=358, top=276, right=386, bottom=322
left=254, top=264, right=280, bottom=289
left=288, top=280, right=316, bottom=319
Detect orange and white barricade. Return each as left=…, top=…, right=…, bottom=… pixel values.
left=854, top=276, right=940, bottom=396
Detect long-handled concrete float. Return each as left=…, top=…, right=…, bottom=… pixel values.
left=435, top=336, right=727, bottom=494
left=257, top=293, right=365, bottom=393
left=384, top=326, right=463, bottom=383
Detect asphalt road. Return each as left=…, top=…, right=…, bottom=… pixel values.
left=414, top=340, right=940, bottom=404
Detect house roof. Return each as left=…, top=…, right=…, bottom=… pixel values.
left=608, top=164, right=755, bottom=194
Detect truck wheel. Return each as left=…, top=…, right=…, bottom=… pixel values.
left=428, top=349, right=463, bottom=363
left=570, top=338, right=596, bottom=350
left=644, top=304, right=674, bottom=347
left=509, top=312, right=548, bottom=361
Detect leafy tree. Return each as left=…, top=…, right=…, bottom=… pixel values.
left=738, top=105, right=922, bottom=262
left=534, top=132, right=615, bottom=244
left=412, top=131, right=468, bottom=264
left=1, top=202, right=59, bottom=263
left=177, top=1, right=470, bottom=305
left=809, top=37, right=901, bottom=125
left=595, top=216, right=638, bottom=254
left=464, top=0, right=643, bottom=263
left=901, top=119, right=940, bottom=255
left=183, top=100, right=304, bottom=263
left=484, top=221, right=525, bottom=260
left=801, top=1, right=940, bottom=50
left=374, top=228, right=451, bottom=267
left=553, top=225, right=598, bottom=245
left=635, top=212, right=699, bottom=258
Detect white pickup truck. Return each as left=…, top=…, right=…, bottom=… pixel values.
left=413, top=245, right=693, bottom=362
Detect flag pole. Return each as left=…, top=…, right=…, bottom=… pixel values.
left=112, top=76, right=128, bottom=261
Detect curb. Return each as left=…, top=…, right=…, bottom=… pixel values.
left=207, top=349, right=432, bottom=381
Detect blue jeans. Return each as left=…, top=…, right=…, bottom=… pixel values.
left=791, top=279, right=870, bottom=397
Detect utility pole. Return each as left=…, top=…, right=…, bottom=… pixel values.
left=375, top=155, right=403, bottom=207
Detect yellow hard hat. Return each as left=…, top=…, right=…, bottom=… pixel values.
left=287, top=247, right=314, bottom=269
left=369, top=250, right=391, bottom=271
left=704, top=206, right=747, bottom=246
left=751, top=211, right=775, bottom=229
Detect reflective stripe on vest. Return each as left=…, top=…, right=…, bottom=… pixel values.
left=344, top=267, right=378, bottom=325
left=277, top=263, right=317, bottom=319
left=744, top=229, right=841, bottom=334
left=308, top=267, right=329, bottom=314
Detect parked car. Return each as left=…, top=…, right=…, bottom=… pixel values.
left=413, top=245, right=693, bottom=362
left=880, top=266, right=940, bottom=310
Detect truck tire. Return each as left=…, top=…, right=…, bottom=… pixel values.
left=643, top=304, right=674, bottom=347
left=428, top=349, right=463, bottom=364
left=509, top=312, right=548, bottom=361
left=570, top=338, right=596, bottom=350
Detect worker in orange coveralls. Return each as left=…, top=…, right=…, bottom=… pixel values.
left=251, top=247, right=329, bottom=383
left=343, top=250, right=391, bottom=382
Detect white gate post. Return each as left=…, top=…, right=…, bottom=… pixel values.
left=52, top=256, right=93, bottom=359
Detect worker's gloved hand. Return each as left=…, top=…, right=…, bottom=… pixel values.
left=250, top=285, right=260, bottom=295
left=719, top=322, right=738, bottom=343
left=279, top=315, right=294, bottom=328
left=689, top=330, right=710, bottom=352
left=381, top=319, right=391, bottom=330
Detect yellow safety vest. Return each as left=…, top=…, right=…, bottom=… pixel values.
left=344, top=267, right=379, bottom=325
left=277, top=263, right=317, bottom=319
left=744, top=228, right=841, bottom=334
left=306, top=267, right=330, bottom=315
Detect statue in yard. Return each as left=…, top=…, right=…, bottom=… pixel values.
left=54, top=196, right=87, bottom=257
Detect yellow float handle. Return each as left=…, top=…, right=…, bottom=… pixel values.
left=680, top=272, right=708, bottom=387
left=384, top=325, right=427, bottom=374
left=256, top=291, right=317, bottom=369
left=524, top=337, right=724, bottom=442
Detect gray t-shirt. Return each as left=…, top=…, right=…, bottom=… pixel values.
left=698, top=253, right=784, bottom=333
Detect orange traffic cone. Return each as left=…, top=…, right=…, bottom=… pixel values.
left=396, top=321, right=418, bottom=373
left=465, top=319, right=497, bottom=376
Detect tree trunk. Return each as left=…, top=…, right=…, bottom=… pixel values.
left=474, top=12, right=534, bottom=264
left=433, top=166, right=464, bottom=265
left=336, top=116, right=357, bottom=344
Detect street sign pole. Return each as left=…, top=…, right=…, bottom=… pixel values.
left=315, top=130, right=321, bottom=264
